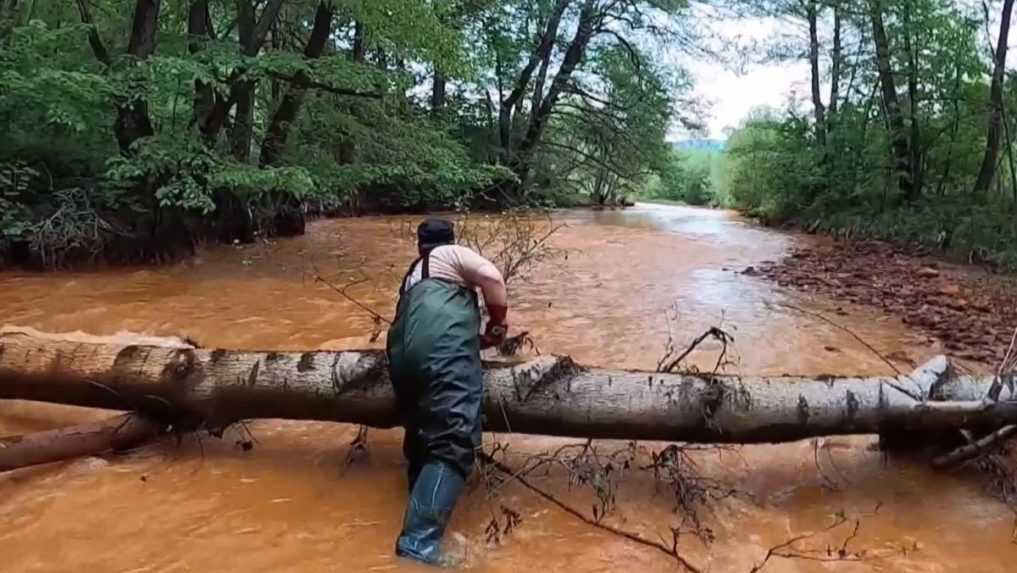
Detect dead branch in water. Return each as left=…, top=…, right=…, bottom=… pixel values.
left=642, top=443, right=744, bottom=543
left=749, top=512, right=869, bottom=572
left=933, top=425, right=1017, bottom=468
left=310, top=262, right=392, bottom=327
left=936, top=328, right=1017, bottom=471
left=479, top=450, right=704, bottom=573
left=655, top=304, right=736, bottom=375
left=343, top=425, right=370, bottom=469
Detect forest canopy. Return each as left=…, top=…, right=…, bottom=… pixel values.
left=0, top=0, right=692, bottom=266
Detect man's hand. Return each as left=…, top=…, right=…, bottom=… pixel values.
left=480, top=304, right=508, bottom=349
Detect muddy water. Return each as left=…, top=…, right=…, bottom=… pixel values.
left=0, top=203, right=1013, bottom=572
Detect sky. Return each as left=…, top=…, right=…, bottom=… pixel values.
left=683, top=57, right=808, bottom=140
left=677, top=0, right=1008, bottom=141
left=672, top=13, right=810, bottom=141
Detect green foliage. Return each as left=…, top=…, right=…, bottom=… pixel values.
left=0, top=0, right=688, bottom=266
left=712, top=0, right=1017, bottom=267
left=646, top=151, right=714, bottom=206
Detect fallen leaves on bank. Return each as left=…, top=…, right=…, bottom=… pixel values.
left=749, top=240, right=1017, bottom=365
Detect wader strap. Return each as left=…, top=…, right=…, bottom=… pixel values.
left=399, top=257, right=420, bottom=297
left=397, top=250, right=434, bottom=297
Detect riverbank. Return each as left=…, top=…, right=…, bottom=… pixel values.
left=751, top=238, right=1017, bottom=365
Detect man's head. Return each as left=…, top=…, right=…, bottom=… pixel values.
left=417, top=218, right=455, bottom=255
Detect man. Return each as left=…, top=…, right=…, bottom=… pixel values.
left=386, top=218, right=508, bottom=565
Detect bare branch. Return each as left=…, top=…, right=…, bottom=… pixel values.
left=479, top=451, right=704, bottom=573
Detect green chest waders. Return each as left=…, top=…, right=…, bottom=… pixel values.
left=386, top=250, right=484, bottom=564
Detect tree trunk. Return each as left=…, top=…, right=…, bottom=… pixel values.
left=259, top=1, right=334, bottom=168
left=498, top=0, right=570, bottom=162
left=195, top=0, right=285, bottom=147
left=0, top=414, right=162, bottom=472
left=807, top=0, right=826, bottom=147
left=903, top=1, right=923, bottom=198
left=528, top=48, right=552, bottom=128
left=228, top=0, right=257, bottom=161
left=828, top=4, right=841, bottom=120
left=514, top=0, right=598, bottom=187
left=431, top=68, right=447, bottom=115
left=229, top=81, right=256, bottom=161
left=188, top=1, right=216, bottom=139
left=2, top=328, right=1015, bottom=445
left=869, top=0, right=914, bottom=200
left=76, top=0, right=111, bottom=66
left=114, top=0, right=161, bottom=154
left=352, top=20, right=366, bottom=63
left=974, top=0, right=1015, bottom=195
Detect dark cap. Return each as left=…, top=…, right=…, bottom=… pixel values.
left=417, top=218, right=455, bottom=255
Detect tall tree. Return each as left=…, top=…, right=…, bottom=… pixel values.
left=76, top=0, right=162, bottom=154
left=973, top=0, right=1016, bottom=194
left=828, top=3, right=841, bottom=123
left=187, top=0, right=215, bottom=140
left=870, top=0, right=915, bottom=200
left=807, top=0, right=826, bottom=146
left=497, top=0, right=570, bottom=164
left=260, top=1, right=335, bottom=168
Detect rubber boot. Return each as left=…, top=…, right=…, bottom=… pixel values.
left=395, top=460, right=466, bottom=565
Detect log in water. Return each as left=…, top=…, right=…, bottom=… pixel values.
left=2, top=327, right=1014, bottom=445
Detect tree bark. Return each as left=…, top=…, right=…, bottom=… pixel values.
left=76, top=0, right=111, bottom=66
left=259, top=1, right=334, bottom=168
left=431, top=68, right=447, bottom=115
left=113, top=0, right=161, bottom=154
left=829, top=4, right=841, bottom=120
left=974, top=0, right=1015, bottom=195
left=807, top=0, right=826, bottom=147
left=2, top=329, right=1015, bottom=445
left=0, top=414, right=162, bottom=472
left=352, top=19, right=366, bottom=63
left=188, top=1, right=216, bottom=138
left=498, top=0, right=570, bottom=162
left=514, top=0, right=598, bottom=187
left=869, top=0, right=914, bottom=200
left=199, top=0, right=286, bottom=148
left=903, top=0, right=924, bottom=198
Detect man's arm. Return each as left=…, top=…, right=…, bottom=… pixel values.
left=451, top=246, right=508, bottom=347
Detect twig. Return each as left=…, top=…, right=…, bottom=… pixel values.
left=749, top=513, right=866, bottom=573
left=343, top=424, right=370, bottom=469
left=933, top=424, right=1017, bottom=469
left=658, top=326, right=734, bottom=374
left=479, top=452, right=703, bottom=573
left=777, top=302, right=901, bottom=376
left=310, top=263, right=392, bottom=325
left=812, top=438, right=846, bottom=491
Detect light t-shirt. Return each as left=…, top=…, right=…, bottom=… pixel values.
left=402, top=244, right=494, bottom=293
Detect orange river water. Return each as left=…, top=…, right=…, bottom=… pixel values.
left=0, top=203, right=1014, bottom=572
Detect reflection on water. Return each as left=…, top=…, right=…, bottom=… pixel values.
left=0, top=204, right=1011, bottom=572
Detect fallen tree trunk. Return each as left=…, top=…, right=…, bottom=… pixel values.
left=1, top=327, right=1015, bottom=444
left=0, top=413, right=162, bottom=472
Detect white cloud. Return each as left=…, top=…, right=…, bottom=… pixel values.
left=670, top=14, right=810, bottom=141
left=684, top=58, right=808, bottom=140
